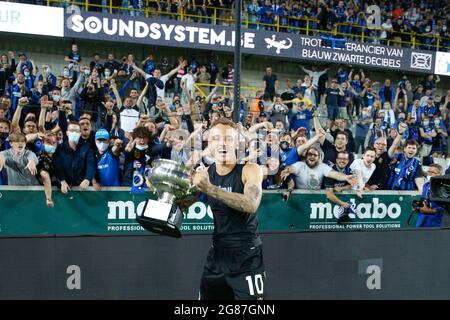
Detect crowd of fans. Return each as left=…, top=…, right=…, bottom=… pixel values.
left=0, top=44, right=449, bottom=227
left=15, top=0, right=450, bottom=51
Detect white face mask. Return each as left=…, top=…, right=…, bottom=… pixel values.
left=52, top=95, right=60, bottom=102
left=84, top=69, right=90, bottom=76
left=104, top=71, right=111, bottom=78
left=63, top=70, right=70, bottom=77
left=24, top=72, right=30, bottom=77
left=46, top=68, right=51, bottom=74
left=68, top=132, right=81, bottom=144
left=96, top=142, right=109, bottom=152
left=135, top=144, right=148, bottom=151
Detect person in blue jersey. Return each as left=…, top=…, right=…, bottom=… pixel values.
left=141, top=54, right=156, bottom=76
left=414, top=164, right=445, bottom=228
left=89, top=53, right=104, bottom=78
left=360, top=83, right=376, bottom=109
left=15, top=52, right=34, bottom=75
left=419, top=117, right=437, bottom=162
left=38, top=64, right=57, bottom=92
left=289, top=97, right=314, bottom=136
left=92, top=129, right=122, bottom=188
left=325, top=150, right=355, bottom=222
left=21, top=66, right=36, bottom=91
left=348, top=69, right=365, bottom=116
left=324, top=79, right=345, bottom=121
left=335, top=65, right=349, bottom=84
left=387, top=122, right=425, bottom=192
left=8, top=73, right=31, bottom=113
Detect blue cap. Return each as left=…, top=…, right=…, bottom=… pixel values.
left=260, top=112, right=268, bottom=117
left=95, top=129, right=110, bottom=140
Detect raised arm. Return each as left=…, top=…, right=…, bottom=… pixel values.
left=313, top=114, right=326, bottom=145
left=137, top=81, right=149, bottom=111
left=297, top=129, right=324, bottom=155
left=193, top=163, right=263, bottom=214
left=110, top=81, right=122, bottom=109
left=38, top=97, right=53, bottom=133
left=388, top=124, right=407, bottom=158
left=11, top=98, right=27, bottom=133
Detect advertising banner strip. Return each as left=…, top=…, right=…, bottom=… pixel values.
left=63, top=10, right=436, bottom=73
left=0, top=1, right=64, bottom=37
left=0, top=187, right=419, bottom=236
left=0, top=2, right=440, bottom=74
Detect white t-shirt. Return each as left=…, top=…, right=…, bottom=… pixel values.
left=181, top=74, right=195, bottom=91
left=120, top=108, right=140, bottom=132
left=350, top=159, right=375, bottom=190
left=291, top=161, right=332, bottom=190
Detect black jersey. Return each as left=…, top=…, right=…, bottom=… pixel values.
left=207, top=163, right=261, bottom=248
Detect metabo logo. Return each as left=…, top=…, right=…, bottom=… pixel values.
left=310, top=198, right=401, bottom=220
left=106, top=200, right=214, bottom=232
left=107, top=201, right=213, bottom=220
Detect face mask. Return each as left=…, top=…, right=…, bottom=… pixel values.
left=68, top=131, right=81, bottom=144
left=24, top=72, right=30, bottom=77
left=44, top=144, right=56, bottom=154
left=84, top=70, right=90, bottom=76
left=135, top=144, right=148, bottom=151
left=425, top=27, right=431, bottom=32
left=52, top=95, right=60, bottom=102
left=46, top=68, right=51, bottom=74
left=443, top=26, right=447, bottom=31
left=423, top=121, right=430, bottom=126
left=398, top=117, right=405, bottom=122
left=434, top=120, right=440, bottom=126
left=104, top=71, right=111, bottom=78
left=280, top=141, right=290, bottom=151
left=63, top=70, right=70, bottom=77
left=0, top=132, right=8, bottom=140
left=1, top=59, right=7, bottom=64
left=96, top=142, right=109, bottom=152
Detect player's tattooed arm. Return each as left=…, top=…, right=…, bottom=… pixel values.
left=206, top=163, right=263, bottom=214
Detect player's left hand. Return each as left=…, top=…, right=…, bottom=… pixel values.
left=192, top=163, right=211, bottom=192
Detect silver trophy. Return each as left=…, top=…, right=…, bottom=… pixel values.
left=137, top=159, right=198, bottom=238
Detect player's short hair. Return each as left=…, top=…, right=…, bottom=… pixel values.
left=210, top=117, right=237, bottom=130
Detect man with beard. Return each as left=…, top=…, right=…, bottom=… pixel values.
left=366, top=137, right=390, bottom=190
left=387, top=123, right=424, bottom=192
left=324, top=150, right=355, bottom=222
left=280, top=146, right=355, bottom=191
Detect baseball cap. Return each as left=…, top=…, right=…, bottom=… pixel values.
left=95, top=129, right=110, bottom=140
left=260, top=112, right=268, bottom=118
left=17, top=52, right=26, bottom=57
